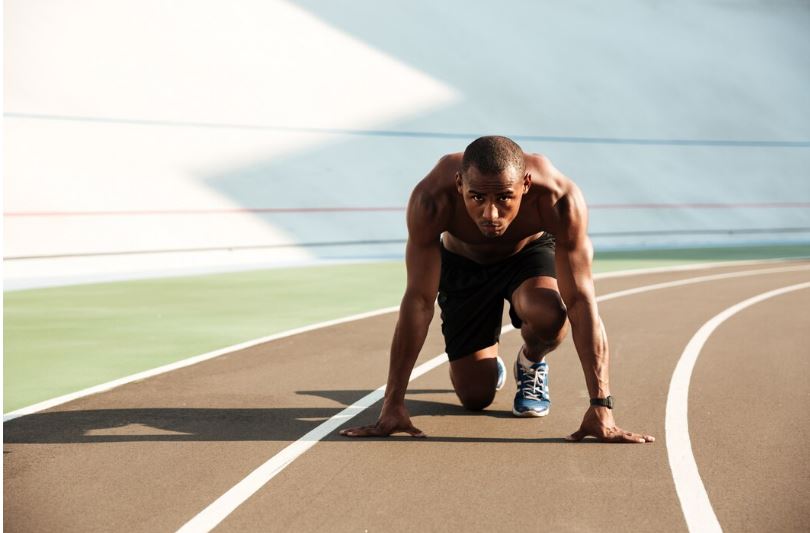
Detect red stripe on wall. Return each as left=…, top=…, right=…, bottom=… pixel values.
left=4, top=202, right=810, bottom=218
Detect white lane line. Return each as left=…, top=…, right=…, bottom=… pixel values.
left=665, top=281, right=810, bottom=533
left=5, top=258, right=806, bottom=423
left=177, top=263, right=810, bottom=532
left=598, top=263, right=810, bottom=303
left=594, top=256, right=809, bottom=280
left=175, top=353, right=448, bottom=533
left=3, top=306, right=398, bottom=423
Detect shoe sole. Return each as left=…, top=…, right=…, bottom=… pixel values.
left=495, top=356, right=506, bottom=391
left=512, top=407, right=550, bottom=418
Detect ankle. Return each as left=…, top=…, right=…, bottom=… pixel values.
left=519, top=346, right=546, bottom=366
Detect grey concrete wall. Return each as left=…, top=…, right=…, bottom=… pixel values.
left=5, top=0, right=809, bottom=286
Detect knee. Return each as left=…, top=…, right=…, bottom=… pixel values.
left=449, top=353, right=499, bottom=411
left=457, top=389, right=495, bottom=411
left=520, top=291, right=568, bottom=338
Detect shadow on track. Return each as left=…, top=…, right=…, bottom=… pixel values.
left=4, top=389, right=562, bottom=444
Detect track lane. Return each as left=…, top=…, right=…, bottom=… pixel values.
left=216, top=267, right=810, bottom=532
left=4, top=261, right=809, bottom=532
left=689, top=288, right=810, bottom=531
left=3, top=311, right=430, bottom=532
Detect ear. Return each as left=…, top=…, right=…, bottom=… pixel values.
left=455, top=172, right=464, bottom=194
left=523, top=172, right=532, bottom=194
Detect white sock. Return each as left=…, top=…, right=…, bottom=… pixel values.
left=518, top=346, right=534, bottom=368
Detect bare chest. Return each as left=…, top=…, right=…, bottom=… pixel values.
left=443, top=202, right=551, bottom=263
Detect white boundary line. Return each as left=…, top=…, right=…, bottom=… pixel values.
left=175, top=353, right=449, bottom=533
left=594, top=256, right=809, bottom=280
left=176, top=262, right=810, bottom=533
left=4, top=258, right=806, bottom=423
left=2, top=306, right=398, bottom=422
left=597, top=264, right=810, bottom=303
left=665, top=281, right=810, bottom=533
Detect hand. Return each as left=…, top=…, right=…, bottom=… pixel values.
left=339, top=402, right=426, bottom=438
left=566, top=406, right=655, bottom=443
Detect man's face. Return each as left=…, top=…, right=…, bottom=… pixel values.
left=456, top=165, right=530, bottom=239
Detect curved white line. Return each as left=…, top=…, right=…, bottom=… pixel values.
left=5, top=260, right=806, bottom=423
left=665, top=281, right=810, bottom=532
left=177, top=263, right=810, bottom=532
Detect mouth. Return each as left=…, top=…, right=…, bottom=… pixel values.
left=480, top=223, right=503, bottom=236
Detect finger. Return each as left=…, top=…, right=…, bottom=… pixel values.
left=621, top=431, right=655, bottom=443
left=608, top=431, right=649, bottom=444
left=339, top=424, right=375, bottom=436
left=384, top=424, right=427, bottom=438
left=340, top=425, right=387, bottom=438
left=404, top=425, right=427, bottom=438
left=566, top=429, right=587, bottom=442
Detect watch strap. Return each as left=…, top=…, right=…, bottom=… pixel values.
left=590, top=396, right=614, bottom=409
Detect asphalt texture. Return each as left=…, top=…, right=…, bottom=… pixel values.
left=4, top=260, right=810, bottom=532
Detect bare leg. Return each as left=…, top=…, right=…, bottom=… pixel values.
left=448, top=344, right=499, bottom=411
left=511, top=276, right=569, bottom=362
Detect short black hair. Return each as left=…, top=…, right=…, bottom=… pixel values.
left=461, top=136, right=525, bottom=177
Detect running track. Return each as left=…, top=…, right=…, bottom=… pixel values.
left=4, top=260, right=810, bottom=532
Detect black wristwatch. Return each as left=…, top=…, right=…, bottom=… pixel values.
left=590, top=396, right=614, bottom=409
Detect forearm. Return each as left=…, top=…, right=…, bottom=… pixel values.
left=383, top=294, right=435, bottom=407
left=567, top=298, right=610, bottom=399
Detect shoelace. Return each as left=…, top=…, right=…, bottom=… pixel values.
left=519, top=363, right=549, bottom=401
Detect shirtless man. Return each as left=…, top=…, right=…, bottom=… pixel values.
left=341, top=136, right=654, bottom=443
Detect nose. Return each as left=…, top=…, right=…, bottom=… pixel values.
left=482, top=202, right=498, bottom=222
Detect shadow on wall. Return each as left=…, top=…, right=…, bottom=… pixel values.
left=201, top=0, right=810, bottom=258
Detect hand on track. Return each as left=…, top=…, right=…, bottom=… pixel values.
left=340, top=403, right=426, bottom=438
left=566, top=406, right=654, bottom=444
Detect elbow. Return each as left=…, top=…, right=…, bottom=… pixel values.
left=401, top=290, right=436, bottom=318
left=564, top=291, right=596, bottom=319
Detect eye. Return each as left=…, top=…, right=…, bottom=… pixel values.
left=471, top=194, right=484, bottom=202
left=498, top=195, right=513, bottom=202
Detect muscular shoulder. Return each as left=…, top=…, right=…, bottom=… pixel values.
left=526, top=153, right=587, bottom=245
left=406, top=154, right=459, bottom=244
left=525, top=153, right=570, bottom=199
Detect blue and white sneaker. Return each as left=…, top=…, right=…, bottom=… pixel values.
left=495, top=356, right=506, bottom=391
left=513, top=348, right=550, bottom=417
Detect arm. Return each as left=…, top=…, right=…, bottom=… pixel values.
left=383, top=229, right=441, bottom=409
left=341, top=179, right=446, bottom=438
left=552, top=180, right=654, bottom=444
left=553, top=187, right=609, bottom=400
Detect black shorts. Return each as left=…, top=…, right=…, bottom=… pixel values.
left=438, top=233, right=556, bottom=361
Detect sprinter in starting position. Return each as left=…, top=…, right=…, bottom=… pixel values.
left=341, top=136, right=654, bottom=443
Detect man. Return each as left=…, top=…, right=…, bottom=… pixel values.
left=341, top=136, right=654, bottom=443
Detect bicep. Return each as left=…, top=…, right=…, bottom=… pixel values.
left=555, top=237, right=595, bottom=308
left=404, top=235, right=441, bottom=308
left=553, top=185, right=595, bottom=306
left=402, top=185, right=445, bottom=308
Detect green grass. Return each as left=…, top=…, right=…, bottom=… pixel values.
left=4, top=244, right=808, bottom=413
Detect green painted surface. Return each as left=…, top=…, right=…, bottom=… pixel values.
left=4, top=262, right=406, bottom=413
left=592, top=244, right=810, bottom=273
left=4, top=244, right=809, bottom=413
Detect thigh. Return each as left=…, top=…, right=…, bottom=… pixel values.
left=503, top=234, right=559, bottom=327
left=439, top=252, right=507, bottom=361
left=508, top=276, right=567, bottom=330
